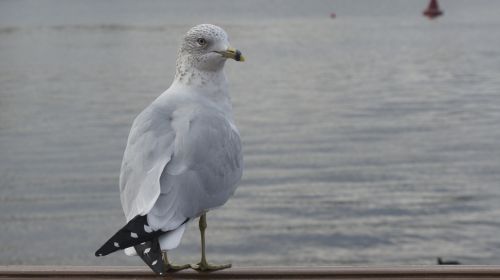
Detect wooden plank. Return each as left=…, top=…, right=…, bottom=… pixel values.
left=2, top=265, right=500, bottom=279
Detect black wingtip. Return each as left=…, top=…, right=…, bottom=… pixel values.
left=94, top=215, right=163, bottom=258
left=135, top=238, right=165, bottom=275
left=95, top=249, right=105, bottom=257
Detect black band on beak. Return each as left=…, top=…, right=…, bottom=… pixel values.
left=235, top=50, right=242, bottom=62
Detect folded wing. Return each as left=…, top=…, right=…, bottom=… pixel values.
left=119, top=106, right=176, bottom=222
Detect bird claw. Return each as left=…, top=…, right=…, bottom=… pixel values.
left=164, top=263, right=191, bottom=272
left=190, top=261, right=231, bottom=272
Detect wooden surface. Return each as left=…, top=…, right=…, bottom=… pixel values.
left=2, top=266, right=500, bottom=279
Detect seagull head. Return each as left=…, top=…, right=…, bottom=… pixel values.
left=177, top=24, right=245, bottom=72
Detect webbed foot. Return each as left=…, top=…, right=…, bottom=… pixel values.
left=190, top=261, right=231, bottom=272
left=162, top=251, right=190, bottom=272
left=164, top=262, right=191, bottom=272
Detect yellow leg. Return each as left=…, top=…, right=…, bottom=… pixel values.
left=191, top=213, right=231, bottom=272
left=162, top=251, right=190, bottom=272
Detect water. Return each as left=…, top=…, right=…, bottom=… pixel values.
left=1, top=0, right=500, bottom=266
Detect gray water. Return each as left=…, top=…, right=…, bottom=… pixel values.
left=1, top=0, right=500, bottom=266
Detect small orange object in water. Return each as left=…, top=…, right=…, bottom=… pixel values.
left=423, top=0, right=443, bottom=19
left=330, top=13, right=336, bottom=19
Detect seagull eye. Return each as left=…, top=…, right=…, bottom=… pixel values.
left=196, top=38, right=207, bottom=46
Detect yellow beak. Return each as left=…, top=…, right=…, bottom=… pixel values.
left=216, top=47, right=245, bottom=62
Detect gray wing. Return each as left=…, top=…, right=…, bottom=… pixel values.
left=147, top=106, right=243, bottom=230
left=119, top=106, right=175, bottom=222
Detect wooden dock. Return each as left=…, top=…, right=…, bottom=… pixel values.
left=2, top=266, right=500, bottom=279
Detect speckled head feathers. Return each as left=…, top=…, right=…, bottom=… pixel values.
left=179, top=24, right=229, bottom=57
left=185, top=24, right=228, bottom=44
left=175, top=24, right=242, bottom=83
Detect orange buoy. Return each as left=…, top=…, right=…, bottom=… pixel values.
left=423, top=0, right=443, bottom=19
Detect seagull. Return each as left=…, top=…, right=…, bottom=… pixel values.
left=95, top=24, right=244, bottom=275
